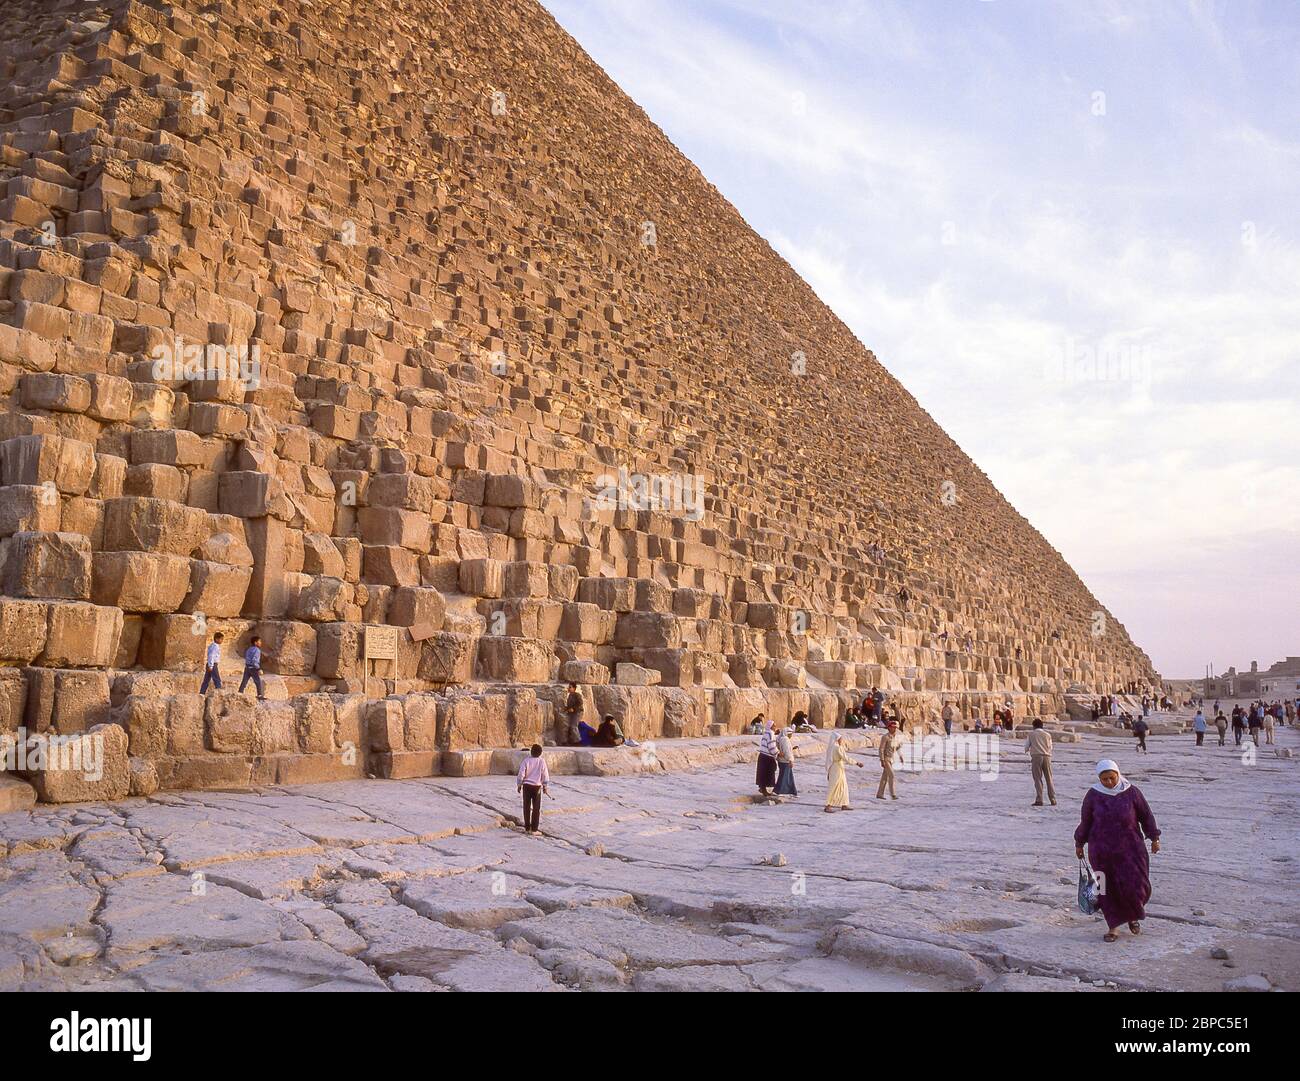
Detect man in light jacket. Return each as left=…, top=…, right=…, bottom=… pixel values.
left=1024, top=718, right=1056, bottom=806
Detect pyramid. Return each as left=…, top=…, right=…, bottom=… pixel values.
left=0, top=0, right=1158, bottom=799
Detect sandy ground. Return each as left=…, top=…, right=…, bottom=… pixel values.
left=1, top=712, right=1296, bottom=992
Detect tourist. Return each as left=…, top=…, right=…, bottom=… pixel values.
left=1231, top=706, right=1245, bottom=745
left=876, top=718, right=901, bottom=800
left=844, top=706, right=865, bottom=729
left=562, top=682, right=584, bottom=745
left=1263, top=705, right=1275, bottom=745
left=1073, top=759, right=1161, bottom=942
left=1191, top=709, right=1206, bottom=747
left=593, top=714, right=625, bottom=747
left=941, top=700, right=955, bottom=737
left=1130, top=714, right=1148, bottom=752
left=897, top=586, right=910, bottom=608
left=1024, top=718, right=1056, bottom=807
left=516, top=744, right=551, bottom=834
left=239, top=635, right=267, bottom=699
left=1214, top=711, right=1228, bottom=746
left=756, top=718, right=778, bottom=797
left=824, top=731, right=861, bottom=812
left=748, top=713, right=765, bottom=736
left=1247, top=703, right=1263, bottom=746
left=200, top=631, right=224, bottom=694
left=774, top=726, right=798, bottom=798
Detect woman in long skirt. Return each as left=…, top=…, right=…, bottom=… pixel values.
left=774, top=727, right=797, bottom=797
left=1074, top=758, right=1161, bottom=942
left=824, top=732, right=862, bottom=812
left=755, top=720, right=778, bottom=796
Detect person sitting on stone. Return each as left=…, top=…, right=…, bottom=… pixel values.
left=747, top=713, right=765, bottom=735
left=593, top=714, right=625, bottom=748
left=576, top=720, right=599, bottom=746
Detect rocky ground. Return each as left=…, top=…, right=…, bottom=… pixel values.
left=1, top=714, right=1296, bottom=992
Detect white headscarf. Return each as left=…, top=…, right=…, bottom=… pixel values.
left=825, top=731, right=842, bottom=775
left=1091, top=758, right=1131, bottom=796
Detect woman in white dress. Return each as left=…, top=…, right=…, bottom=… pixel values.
left=824, top=732, right=862, bottom=812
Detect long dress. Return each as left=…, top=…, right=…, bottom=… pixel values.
left=825, top=741, right=851, bottom=807
left=1073, top=785, right=1160, bottom=927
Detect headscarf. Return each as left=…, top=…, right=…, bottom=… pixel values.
left=758, top=720, right=777, bottom=758
left=824, top=731, right=842, bottom=774
left=1091, top=758, right=1131, bottom=796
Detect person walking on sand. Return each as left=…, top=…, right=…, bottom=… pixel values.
left=1192, top=709, right=1206, bottom=747
left=1025, top=718, right=1056, bottom=806
left=1132, top=714, right=1149, bottom=753
left=876, top=718, right=901, bottom=800
left=1214, top=711, right=1228, bottom=746
left=824, top=731, right=862, bottom=812
left=774, top=726, right=798, bottom=798
left=1074, top=759, right=1161, bottom=943
left=1263, top=706, right=1275, bottom=745
left=239, top=635, right=267, bottom=699
left=755, top=717, right=779, bottom=798
left=200, top=631, right=224, bottom=694
left=516, top=744, right=551, bottom=834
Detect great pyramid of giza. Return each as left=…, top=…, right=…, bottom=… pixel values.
left=0, top=0, right=1158, bottom=800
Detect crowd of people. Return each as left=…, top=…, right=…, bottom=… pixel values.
left=514, top=679, right=1291, bottom=945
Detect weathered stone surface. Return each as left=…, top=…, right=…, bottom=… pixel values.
left=0, top=0, right=1159, bottom=804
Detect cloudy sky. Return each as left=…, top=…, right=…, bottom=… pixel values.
left=543, top=0, right=1299, bottom=679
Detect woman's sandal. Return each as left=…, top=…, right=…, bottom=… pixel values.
left=1103, top=931, right=1119, bottom=943
left=1128, top=922, right=1141, bottom=935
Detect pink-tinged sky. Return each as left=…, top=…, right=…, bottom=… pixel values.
left=544, top=0, right=1300, bottom=677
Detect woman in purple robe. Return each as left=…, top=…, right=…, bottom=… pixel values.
left=1074, top=758, right=1161, bottom=942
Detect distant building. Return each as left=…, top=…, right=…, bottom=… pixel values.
left=1204, top=656, right=1300, bottom=699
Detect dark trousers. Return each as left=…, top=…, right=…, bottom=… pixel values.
left=239, top=667, right=264, bottom=696
left=521, top=784, right=542, bottom=832
left=200, top=666, right=222, bottom=693
left=1195, top=731, right=1203, bottom=746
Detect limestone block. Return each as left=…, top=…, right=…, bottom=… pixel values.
left=577, top=577, right=636, bottom=612
left=561, top=659, right=610, bottom=685
left=256, top=621, right=318, bottom=675
left=0, top=597, right=49, bottom=663
left=504, top=560, right=549, bottom=598
left=91, top=551, right=191, bottom=612
left=136, top=613, right=206, bottom=670
left=181, top=560, right=252, bottom=617
left=437, top=695, right=510, bottom=751
left=294, top=694, right=336, bottom=754
left=205, top=692, right=255, bottom=753
left=40, top=602, right=123, bottom=667
left=458, top=557, right=504, bottom=598
left=367, top=699, right=405, bottom=752
left=560, top=602, right=616, bottom=644
left=475, top=636, right=554, bottom=683
left=0, top=485, right=61, bottom=536
left=362, top=545, right=419, bottom=587
left=0, top=434, right=94, bottom=494
left=1, top=530, right=92, bottom=599
left=615, top=662, right=661, bottom=686
left=418, top=632, right=477, bottom=685
left=614, top=612, right=683, bottom=650
left=388, top=586, right=446, bottom=630
left=102, top=497, right=208, bottom=555
left=403, top=694, right=438, bottom=752
left=25, top=722, right=130, bottom=803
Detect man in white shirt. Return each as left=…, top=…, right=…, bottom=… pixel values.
left=1024, top=718, right=1056, bottom=806
left=200, top=632, right=224, bottom=693
left=516, top=744, right=551, bottom=834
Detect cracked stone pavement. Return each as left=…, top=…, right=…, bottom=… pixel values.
left=2, top=725, right=1297, bottom=992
